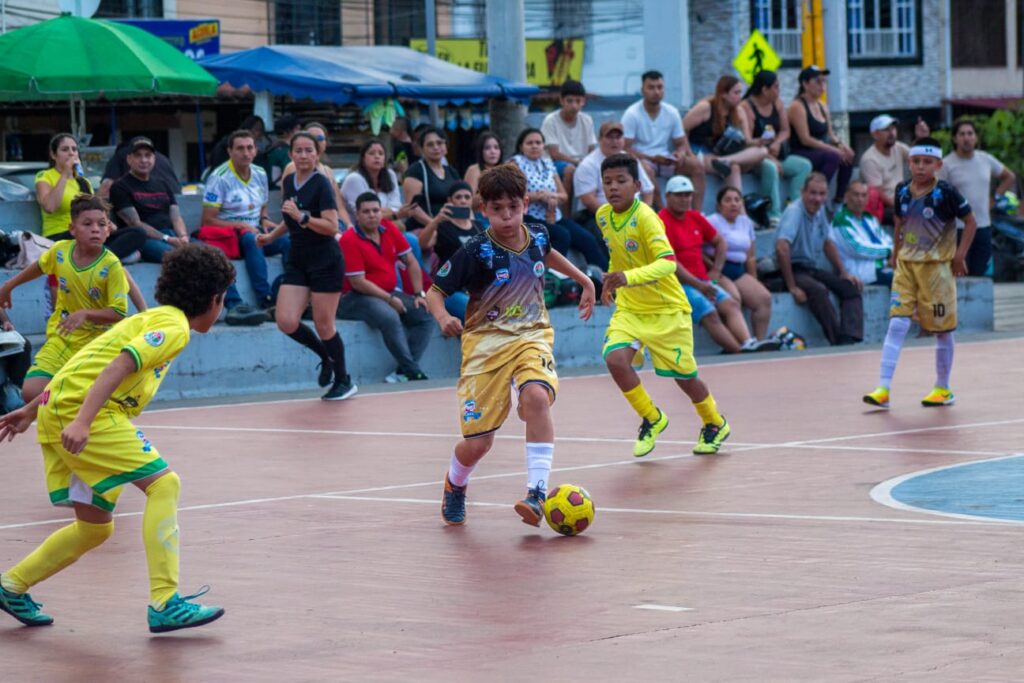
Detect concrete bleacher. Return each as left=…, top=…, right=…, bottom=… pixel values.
left=0, top=194, right=995, bottom=401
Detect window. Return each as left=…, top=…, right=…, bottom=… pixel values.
left=375, top=0, right=426, bottom=46
left=95, top=0, right=163, bottom=18
left=847, top=0, right=922, bottom=64
left=952, top=0, right=1006, bottom=67
left=750, top=0, right=803, bottom=63
left=275, top=0, right=341, bottom=46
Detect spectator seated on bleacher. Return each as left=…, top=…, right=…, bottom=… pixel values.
left=338, top=192, right=434, bottom=383
left=660, top=176, right=778, bottom=354
left=200, top=129, right=288, bottom=326
left=417, top=182, right=484, bottom=321
left=788, top=65, right=854, bottom=208
left=99, top=135, right=181, bottom=199
left=109, top=137, right=191, bottom=264
left=831, top=180, right=893, bottom=287
left=341, top=138, right=405, bottom=225
left=859, top=114, right=930, bottom=225
left=765, top=172, right=863, bottom=346
left=540, top=78, right=597, bottom=195
left=573, top=120, right=655, bottom=238
left=512, top=128, right=607, bottom=270
left=683, top=75, right=768, bottom=197
left=707, top=186, right=777, bottom=343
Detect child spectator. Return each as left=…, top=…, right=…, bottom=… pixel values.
left=417, top=182, right=485, bottom=321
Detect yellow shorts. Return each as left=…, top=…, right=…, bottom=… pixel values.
left=456, top=340, right=558, bottom=438
left=41, top=423, right=168, bottom=512
left=26, top=335, right=84, bottom=379
left=890, top=261, right=957, bottom=333
left=603, top=309, right=698, bottom=379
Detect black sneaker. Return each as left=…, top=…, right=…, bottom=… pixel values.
left=322, top=376, right=357, bottom=401
left=441, top=475, right=467, bottom=525
left=316, top=361, right=334, bottom=388
left=754, top=338, right=783, bottom=352
left=513, top=487, right=547, bottom=527
left=401, top=370, right=429, bottom=381
left=711, top=159, right=732, bottom=178
left=224, top=303, right=267, bottom=326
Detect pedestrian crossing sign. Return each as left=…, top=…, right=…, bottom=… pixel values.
left=733, top=30, right=782, bottom=84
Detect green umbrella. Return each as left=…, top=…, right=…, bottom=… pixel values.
left=0, top=14, right=218, bottom=101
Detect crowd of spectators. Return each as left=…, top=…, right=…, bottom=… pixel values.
left=15, top=66, right=1016, bottom=396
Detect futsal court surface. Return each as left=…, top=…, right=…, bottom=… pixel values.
left=2, top=336, right=1023, bottom=682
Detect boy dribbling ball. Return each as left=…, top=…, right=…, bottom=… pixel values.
left=0, top=195, right=130, bottom=404
left=864, top=138, right=976, bottom=409
left=0, top=244, right=234, bottom=633
left=597, top=153, right=730, bottom=456
left=425, top=163, right=595, bottom=527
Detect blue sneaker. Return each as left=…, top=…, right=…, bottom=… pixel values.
left=441, top=475, right=467, bottom=525
left=148, top=586, right=225, bottom=634
left=514, top=487, right=547, bottom=527
left=0, top=580, right=53, bottom=627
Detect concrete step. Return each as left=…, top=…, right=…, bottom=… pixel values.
left=994, top=282, right=1024, bottom=331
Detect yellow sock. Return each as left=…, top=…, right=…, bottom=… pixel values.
left=623, top=384, right=660, bottom=423
left=5, top=519, right=114, bottom=592
left=143, top=472, right=181, bottom=610
left=693, top=393, right=725, bottom=426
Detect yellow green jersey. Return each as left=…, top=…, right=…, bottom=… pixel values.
left=39, top=240, right=129, bottom=344
left=596, top=199, right=690, bottom=314
left=37, top=306, right=190, bottom=443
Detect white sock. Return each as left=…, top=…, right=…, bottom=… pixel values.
left=448, top=452, right=475, bottom=487
left=935, top=332, right=954, bottom=388
left=879, top=316, right=911, bottom=390
left=740, top=338, right=758, bottom=350
left=525, top=442, right=554, bottom=493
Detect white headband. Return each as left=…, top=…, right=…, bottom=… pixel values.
left=909, top=145, right=942, bottom=159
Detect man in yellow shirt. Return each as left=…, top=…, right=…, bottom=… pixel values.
left=0, top=244, right=233, bottom=633
left=597, top=153, right=730, bottom=456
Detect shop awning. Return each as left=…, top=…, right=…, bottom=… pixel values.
left=199, top=45, right=538, bottom=105
left=948, top=96, right=1022, bottom=110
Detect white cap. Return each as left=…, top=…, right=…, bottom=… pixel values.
left=870, top=114, right=898, bottom=133
left=665, top=175, right=695, bottom=194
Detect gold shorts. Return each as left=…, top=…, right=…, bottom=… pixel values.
left=41, top=423, right=168, bottom=512
left=890, top=261, right=957, bottom=333
left=603, top=309, right=698, bottom=379
left=456, top=340, right=558, bottom=438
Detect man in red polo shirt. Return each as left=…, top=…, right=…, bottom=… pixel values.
left=659, top=176, right=776, bottom=354
left=338, top=192, right=435, bottom=382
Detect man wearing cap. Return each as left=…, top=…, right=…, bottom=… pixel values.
left=575, top=121, right=655, bottom=217
left=860, top=114, right=930, bottom=223
left=99, top=135, right=180, bottom=198
left=622, top=70, right=705, bottom=209
left=109, top=138, right=191, bottom=264
left=659, top=176, right=777, bottom=354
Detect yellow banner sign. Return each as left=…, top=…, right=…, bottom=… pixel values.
left=409, top=38, right=584, bottom=87
left=732, top=30, right=782, bottom=85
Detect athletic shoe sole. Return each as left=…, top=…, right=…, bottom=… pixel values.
left=862, top=396, right=890, bottom=409
left=922, top=398, right=955, bottom=407
left=322, top=384, right=358, bottom=401
left=513, top=501, right=543, bottom=527
left=149, top=607, right=225, bottom=634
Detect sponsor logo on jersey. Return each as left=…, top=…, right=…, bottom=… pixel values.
left=625, top=239, right=640, bottom=252
left=533, top=261, right=545, bottom=277
left=437, top=261, right=452, bottom=277
left=144, top=331, right=165, bottom=347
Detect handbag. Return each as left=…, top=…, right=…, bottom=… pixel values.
left=9, top=232, right=53, bottom=270
left=712, top=125, right=747, bottom=157
left=195, top=226, right=241, bottom=259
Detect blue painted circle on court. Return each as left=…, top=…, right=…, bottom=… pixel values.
left=889, top=455, right=1024, bottom=522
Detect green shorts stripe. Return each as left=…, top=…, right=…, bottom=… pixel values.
left=602, top=342, right=636, bottom=359
left=655, top=368, right=699, bottom=380
left=92, top=457, right=169, bottom=493
left=25, top=370, right=54, bottom=379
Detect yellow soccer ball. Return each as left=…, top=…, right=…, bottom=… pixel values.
left=543, top=484, right=595, bottom=536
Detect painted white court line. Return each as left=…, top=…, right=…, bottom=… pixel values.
left=633, top=604, right=694, bottom=613
left=310, top=493, right=1018, bottom=527
left=143, top=335, right=1019, bottom=414
left=870, top=453, right=1024, bottom=525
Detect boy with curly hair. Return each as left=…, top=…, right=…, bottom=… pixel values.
left=0, top=244, right=234, bottom=633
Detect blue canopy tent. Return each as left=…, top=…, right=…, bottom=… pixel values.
left=199, top=45, right=538, bottom=105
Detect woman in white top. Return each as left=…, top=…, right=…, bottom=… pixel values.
left=707, top=186, right=773, bottom=340
left=341, top=138, right=407, bottom=223
left=282, top=122, right=352, bottom=228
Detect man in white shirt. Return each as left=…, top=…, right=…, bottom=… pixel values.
left=622, top=70, right=705, bottom=209
left=200, top=130, right=289, bottom=323
left=859, top=114, right=929, bottom=223
left=938, top=118, right=1016, bottom=276
left=540, top=79, right=597, bottom=199
left=574, top=120, right=654, bottom=216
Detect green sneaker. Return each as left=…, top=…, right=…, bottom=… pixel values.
left=0, top=580, right=53, bottom=627
left=693, top=418, right=731, bottom=455
left=634, top=410, right=669, bottom=458
left=148, top=586, right=225, bottom=634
